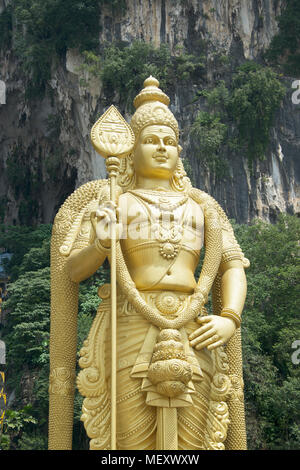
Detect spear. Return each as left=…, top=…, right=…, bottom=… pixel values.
left=91, top=106, right=135, bottom=450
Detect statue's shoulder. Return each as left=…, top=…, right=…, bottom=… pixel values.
left=52, top=179, right=109, bottom=254
left=188, top=187, right=224, bottom=213
left=56, top=179, right=109, bottom=220
left=188, top=187, right=233, bottom=231
left=189, top=187, right=250, bottom=268
left=54, top=179, right=109, bottom=226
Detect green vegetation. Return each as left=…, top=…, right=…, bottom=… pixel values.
left=192, top=80, right=231, bottom=176
left=0, top=3, right=12, bottom=48
left=0, top=0, right=105, bottom=96
left=97, top=41, right=173, bottom=106
left=192, top=63, right=286, bottom=171
left=191, top=110, right=228, bottom=175
left=4, top=137, right=77, bottom=223
left=0, top=215, right=299, bottom=449
left=79, top=41, right=205, bottom=110
left=266, top=0, right=300, bottom=76
left=0, top=0, right=298, bottom=450
left=0, top=2, right=205, bottom=100
left=0, top=224, right=109, bottom=450
left=15, top=0, right=102, bottom=96
left=0, top=405, right=38, bottom=450
left=235, top=214, right=300, bottom=449
left=228, top=62, right=286, bottom=164
left=6, top=143, right=42, bottom=224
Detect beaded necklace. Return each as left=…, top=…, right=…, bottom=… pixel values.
left=128, top=189, right=189, bottom=260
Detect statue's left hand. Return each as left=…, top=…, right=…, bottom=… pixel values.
left=189, top=315, right=236, bottom=351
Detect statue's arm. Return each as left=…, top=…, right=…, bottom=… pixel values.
left=189, top=197, right=248, bottom=350
left=66, top=201, right=123, bottom=283
left=66, top=206, right=112, bottom=283
left=67, top=243, right=109, bottom=283
left=218, top=258, right=247, bottom=317
left=189, top=259, right=247, bottom=351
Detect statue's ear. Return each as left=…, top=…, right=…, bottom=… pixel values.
left=178, top=145, right=183, bottom=154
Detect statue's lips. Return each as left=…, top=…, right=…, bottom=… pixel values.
left=153, top=154, right=169, bottom=163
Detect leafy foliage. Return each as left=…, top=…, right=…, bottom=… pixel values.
left=0, top=224, right=109, bottom=449
left=4, top=266, right=50, bottom=370
left=0, top=2, right=204, bottom=99
left=192, top=64, right=286, bottom=171
left=0, top=3, right=12, bottom=48
left=265, top=0, right=300, bottom=76
left=0, top=405, right=38, bottom=450
left=100, top=41, right=173, bottom=106
left=0, top=224, right=52, bottom=280
left=79, top=41, right=205, bottom=110
left=0, top=0, right=102, bottom=96
left=235, top=214, right=300, bottom=449
left=191, top=110, right=228, bottom=175
left=228, top=62, right=286, bottom=165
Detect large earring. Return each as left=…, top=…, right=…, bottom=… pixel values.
left=117, top=153, right=136, bottom=190
left=170, top=159, right=191, bottom=192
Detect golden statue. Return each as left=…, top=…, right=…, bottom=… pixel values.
left=48, top=77, right=249, bottom=450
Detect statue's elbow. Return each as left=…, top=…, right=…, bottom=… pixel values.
left=66, top=256, right=81, bottom=283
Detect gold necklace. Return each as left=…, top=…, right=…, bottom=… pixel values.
left=129, top=191, right=189, bottom=260
left=129, top=189, right=188, bottom=212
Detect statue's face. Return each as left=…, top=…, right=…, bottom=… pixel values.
left=133, top=125, right=179, bottom=180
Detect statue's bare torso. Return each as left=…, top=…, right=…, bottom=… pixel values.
left=119, top=191, right=204, bottom=293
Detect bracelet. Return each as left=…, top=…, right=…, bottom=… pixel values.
left=221, top=248, right=243, bottom=264
left=220, top=308, right=241, bottom=328
left=94, top=239, right=110, bottom=255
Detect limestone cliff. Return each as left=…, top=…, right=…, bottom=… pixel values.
left=0, top=0, right=299, bottom=224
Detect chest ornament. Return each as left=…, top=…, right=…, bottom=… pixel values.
left=129, top=189, right=189, bottom=260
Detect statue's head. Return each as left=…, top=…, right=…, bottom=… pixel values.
left=118, top=77, right=191, bottom=192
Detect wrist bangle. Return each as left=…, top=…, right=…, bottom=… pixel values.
left=220, top=308, right=241, bottom=328
left=94, top=239, right=110, bottom=255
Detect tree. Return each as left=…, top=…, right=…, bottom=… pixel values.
left=234, top=214, right=300, bottom=449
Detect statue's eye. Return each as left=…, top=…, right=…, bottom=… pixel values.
left=145, top=137, right=154, bottom=144
left=166, top=139, right=175, bottom=145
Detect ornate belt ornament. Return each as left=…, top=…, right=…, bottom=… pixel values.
left=148, top=329, right=193, bottom=398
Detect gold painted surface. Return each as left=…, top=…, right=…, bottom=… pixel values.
left=49, top=76, right=249, bottom=450
left=91, top=105, right=135, bottom=158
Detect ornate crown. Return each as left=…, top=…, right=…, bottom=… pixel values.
left=130, top=76, right=179, bottom=141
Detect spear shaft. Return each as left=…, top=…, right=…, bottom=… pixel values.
left=91, top=105, right=135, bottom=451
left=106, top=157, right=120, bottom=450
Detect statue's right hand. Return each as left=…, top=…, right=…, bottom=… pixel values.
left=91, top=201, right=123, bottom=248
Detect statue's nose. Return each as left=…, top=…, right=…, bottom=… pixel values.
left=158, top=139, right=166, bottom=151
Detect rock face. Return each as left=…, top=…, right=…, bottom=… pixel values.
left=100, top=0, right=281, bottom=59
left=0, top=0, right=299, bottom=224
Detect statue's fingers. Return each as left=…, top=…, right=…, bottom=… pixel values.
left=106, top=200, right=117, bottom=208
left=96, top=209, right=117, bottom=226
left=189, top=322, right=211, bottom=341
left=102, top=201, right=117, bottom=214
left=207, top=339, right=223, bottom=351
left=90, top=211, right=99, bottom=231
left=196, top=315, right=212, bottom=325
left=195, top=334, right=219, bottom=351
left=190, top=328, right=216, bottom=347
left=104, top=207, right=117, bottom=222
left=95, top=209, right=107, bottom=219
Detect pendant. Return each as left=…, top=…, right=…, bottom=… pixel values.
left=159, top=242, right=179, bottom=259
left=152, top=222, right=183, bottom=260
